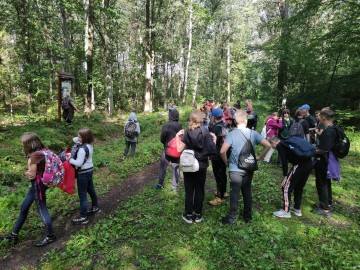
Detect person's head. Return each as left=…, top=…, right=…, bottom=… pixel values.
left=300, top=104, right=310, bottom=115
left=282, top=109, right=290, bottom=117
left=319, top=108, right=334, bottom=123
left=77, top=128, right=94, bottom=144
left=315, top=110, right=321, bottom=121
left=295, top=109, right=304, bottom=118
left=169, top=109, right=179, bottom=122
left=21, top=132, right=45, bottom=156
left=210, top=108, right=223, bottom=123
left=272, top=112, right=280, bottom=120
left=268, top=136, right=281, bottom=149
left=188, top=111, right=205, bottom=130
left=204, top=105, right=211, bottom=113
left=233, top=109, right=248, bottom=126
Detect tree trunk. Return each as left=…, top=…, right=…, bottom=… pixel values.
left=192, top=65, right=199, bottom=105
left=226, top=41, right=231, bottom=103
left=277, top=0, right=289, bottom=109
left=182, top=0, right=193, bottom=105
left=144, top=0, right=153, bottom=112
left=177, top=47, right=184, bottom=98
left=84, top=0, right=95, bottom=113
left=59, top=0, right=70, bottom=71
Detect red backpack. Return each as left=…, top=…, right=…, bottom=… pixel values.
left=166, top=136, right=181, bottom=158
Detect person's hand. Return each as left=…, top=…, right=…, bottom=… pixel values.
left=210, top=132, right=217, bottom=144
left=24, top=170, right=35, bottom=180
left=66, top=153, right=71, bottom=161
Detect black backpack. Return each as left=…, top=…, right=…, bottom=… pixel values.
left=237, top=130, right=258, bottom=172
left=280, top=137, right=315, bottom=160
left=61, top=96, right=71, bottom=110
left=124, top=121, right=138, bottom=138
left=289, top=119, right=305, bottom=138
left=332, top=126, right=350, bottom=159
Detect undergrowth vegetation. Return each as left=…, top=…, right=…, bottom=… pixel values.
left=1, top=104, right=359, bottom=269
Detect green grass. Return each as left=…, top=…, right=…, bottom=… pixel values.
left=1, top=106, right=360, bottom=269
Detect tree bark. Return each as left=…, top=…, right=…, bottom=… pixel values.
left=192, top=65, right=199, bottom=106
left=84, top=0, right=95, bottom=113
left=226, top=41, right=231, bottom=103
left=144, top=0, right=154, bottom=112
left=182, top=0, right=193, bottom=105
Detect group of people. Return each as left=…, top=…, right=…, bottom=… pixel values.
left=0, top=101, right=342, bottom=247
left=153, top=102, right=342, bottom=224
left=0, top=128, right=100, bottom=247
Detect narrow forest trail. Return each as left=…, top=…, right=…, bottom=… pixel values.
left=0, top=163, right=160, bottom=270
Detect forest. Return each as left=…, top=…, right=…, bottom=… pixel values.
left=1, top=0, right=359, bottom=124
left=1, top=1, right=360, bottom=269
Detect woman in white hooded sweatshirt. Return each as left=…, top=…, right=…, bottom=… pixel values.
left=67, top=127, right=99, bottom=225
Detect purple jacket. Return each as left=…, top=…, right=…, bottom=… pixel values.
left=265, top=117, right=283, bottom=138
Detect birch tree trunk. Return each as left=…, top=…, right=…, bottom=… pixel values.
left=182, top=0, right=193, bottom=105
left=226, top=41, right=231, bottom=103
left=177, top=47, right=184, bottom=98
left=101, top=0, right=114, bottom=115
left=192, top=65, right=199, bottom=105
left=84, top=0, right=95, bottom=112
left=144, top=0, right=153, bottom=112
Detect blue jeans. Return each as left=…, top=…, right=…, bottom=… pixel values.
left=77, top=171, right=99, bottom=217
left=13, top=180, right=53, bottom=236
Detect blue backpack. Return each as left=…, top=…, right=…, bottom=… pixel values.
left=280, top=137, right=315, bottom=160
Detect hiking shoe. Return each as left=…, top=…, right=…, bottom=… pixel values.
left=224, top=192, right=230, bottom=198
left=314, top=208, right=330, bottom=218
left=221, top=216, right=236, bottom=225
left=72, top=216, right=89, bottom=225
left=182, top=213, right=193, bottom=224
left=152, top=183, right=164, bottom=190
left=209, top=197, right=225, bottom=206
left=87, top=207, right=101, bottom=215
left=273, top=209, right=291, bottom=218
left=35, top=235, right=56, bottom=247
left=0, top=232, right=18, bottom=244
left=290, top=207, right=302, bottom=217
left=194, top=213, right=203, bottom=223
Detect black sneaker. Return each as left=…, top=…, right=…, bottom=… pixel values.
left=194, top=213, right=203, bottom=223
left=182, top=213, right=193, bottom=224
left=221, top=216, right=236, bottom=225
left=35, top=235, right=56, bottom=247
left=72, top=216, right=89, bottom=225
left=0, top=232, right=18, bottom=244
left=152, top=183, right=164, bottom=190
left=87, top=207, right=101, bottom=215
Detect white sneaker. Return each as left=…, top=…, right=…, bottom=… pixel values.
left=273, top=209, right=291, bottom=218
left=290, top=207, right=302, bottom=217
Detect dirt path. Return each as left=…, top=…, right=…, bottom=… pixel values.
left=0, top=163, right=160, bottom=270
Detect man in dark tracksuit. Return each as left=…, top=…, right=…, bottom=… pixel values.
left=153, top=109, right=182, bottom=191
left=269, top=136, right=313, bottom=218
left=208, top=108, right=228, bottom=205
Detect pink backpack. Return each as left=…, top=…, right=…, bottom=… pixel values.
left=36, top=149, right=65, bottom=188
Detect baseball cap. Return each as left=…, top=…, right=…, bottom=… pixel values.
left=210, top=108, right=223, bottom=119
left=300, top=104, right=310, bottom=110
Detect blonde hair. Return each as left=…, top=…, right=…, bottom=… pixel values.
left=234, top=109, right=248, bottom=124
left=20, top=132, right=45, bottom=156
left=188, top=111, right=205, bottom=130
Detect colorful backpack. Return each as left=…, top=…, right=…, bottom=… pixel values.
left=36, top=149, right=65, bottom=188
left=124, top=121, right=138, bottom=138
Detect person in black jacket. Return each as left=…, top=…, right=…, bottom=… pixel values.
left=153, top=109, right=182, bottom=191
left=269, top=136, right=313, bottom=218
left=208, top=108, right=228, bottom=206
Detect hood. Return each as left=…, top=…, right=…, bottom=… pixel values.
left=169, top=109, right=179, bottom=122
left=128, top=112, right=137, bottom=121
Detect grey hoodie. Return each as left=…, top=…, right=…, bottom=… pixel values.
left=124, top=112, right=141, bottom=142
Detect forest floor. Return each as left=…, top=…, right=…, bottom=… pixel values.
left=0, top=162, right=160, bottom=270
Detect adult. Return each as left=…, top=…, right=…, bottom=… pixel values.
left=0, top=132, right=56, bottom=247
left=153, top=109, right=182, bottom=191
left=220, top=110, right=271, bottom=224
left=314, top=110, right=325, bottom=144
left=233, top=100, right=241, bottom=110
left=300, top=104, right=317, bottom=143
left=222, top=102, right=233, bottom=127
left=314, top=108, right=339, bottom=217
left=62, top=89, right=79, bottom=123
left=263, top=112, right=283, bottom=164
left=176, top=112, right=217, bottom=224
left=208, top=108, right=228, bottom=205
left=269, top=136, right=313, bottom=218
left=200, top=99, right=214, bottom=112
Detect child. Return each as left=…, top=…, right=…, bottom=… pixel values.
left=0, top=132, right=56, bottom=247
left=67, top=128, right=100, bottom=225
left=123, top=112, right=140, bottom=158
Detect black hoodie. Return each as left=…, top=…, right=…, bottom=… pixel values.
left=160, top=109, right=182, bottom=149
